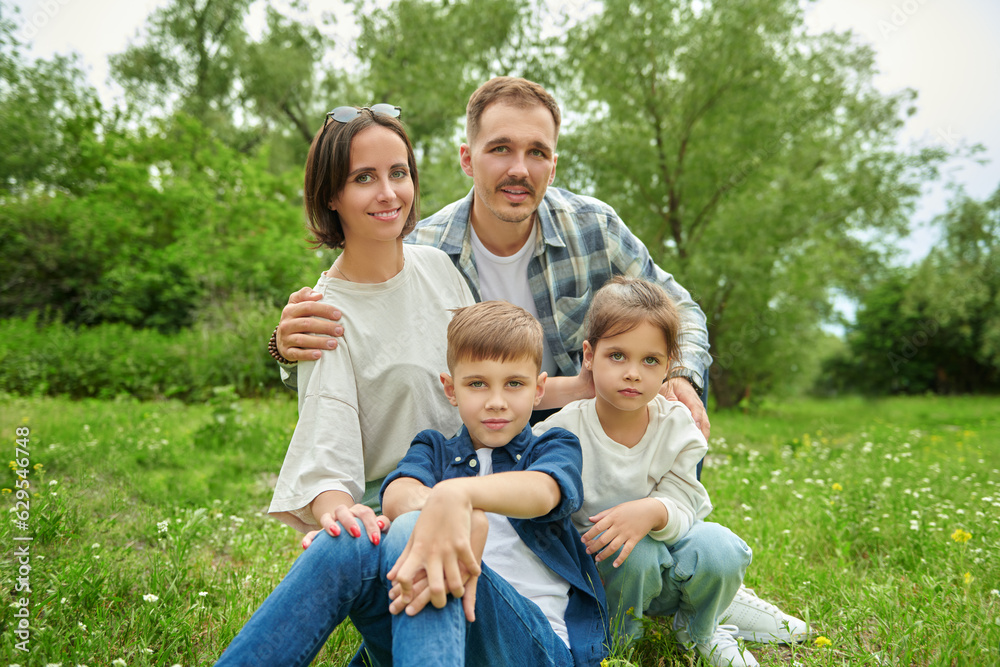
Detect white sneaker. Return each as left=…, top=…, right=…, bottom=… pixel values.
left=721, top=585, right=808, bottom=644
left=673, top=615, right=760, bottom=667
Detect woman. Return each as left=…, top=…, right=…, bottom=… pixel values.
left=267, top=104, right=475, bottom=546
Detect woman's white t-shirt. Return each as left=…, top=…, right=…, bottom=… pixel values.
left=269, top=245, right=475, bottom=532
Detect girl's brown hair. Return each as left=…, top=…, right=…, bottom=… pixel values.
left=303, top=110, right=419, bottom=249
left=585, top=276, right=682, bottom=365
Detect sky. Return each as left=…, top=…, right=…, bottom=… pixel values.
left=7, top=0, right=1000, bottom=264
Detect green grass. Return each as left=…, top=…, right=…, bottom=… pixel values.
left=1, top=394, right=998, bottom=665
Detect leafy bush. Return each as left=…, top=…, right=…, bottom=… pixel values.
left=0, top=302, right=290, bottom=401
left=0, top=114, right=323, bottom=332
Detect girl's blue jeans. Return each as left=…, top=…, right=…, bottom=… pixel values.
left=598, top=521, right=751, bottom=645
left=216, top=511, right=574, bottom=667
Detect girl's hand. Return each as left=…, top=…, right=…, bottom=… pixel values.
left=581, top=498, right=668, bottom=568
left=301, top=503, right=390, bottom=550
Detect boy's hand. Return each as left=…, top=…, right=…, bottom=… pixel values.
left=301, top=503, right=389, bottom=550
left=388, top=510, right=488, bottom=622
left=386, top=484, right=482, bottom=614
left=582, top=498, right=668, bottom=568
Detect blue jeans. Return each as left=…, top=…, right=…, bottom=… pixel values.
left=216, top=512, right=574, bottom=667
left=598, top=521, right=751, bottom=645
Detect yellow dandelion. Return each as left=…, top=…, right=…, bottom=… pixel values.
left=832, top=482, right=843, bottom=492
left=814, top=636, right=832, bottom=647
left=964, top=572, right=974, bottom=585
left=8, top=461, right=16, bottom=470
left=1, top=488, right=10, bottom=494
left=951, top=528, right=972, bottom=543
left=33, top=463, right=43, bottom=470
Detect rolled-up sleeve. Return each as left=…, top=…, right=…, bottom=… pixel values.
left=647, top=411, right=712, bottom=544
left=523, top=428, right=585, bottom=522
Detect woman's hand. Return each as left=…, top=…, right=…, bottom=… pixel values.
left=301, top=503, right=390, bottom=550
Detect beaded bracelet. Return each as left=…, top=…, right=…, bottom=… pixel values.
left=268, top=326, right=296, bottom=365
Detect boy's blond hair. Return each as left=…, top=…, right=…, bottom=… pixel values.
left=585, top=276, right=682, bottom=364
left=447, top=301, right=543, bottom=373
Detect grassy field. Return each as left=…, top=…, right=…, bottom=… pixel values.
left=1, top=392, right=997, bottom=665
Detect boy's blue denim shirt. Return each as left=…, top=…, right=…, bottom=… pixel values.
left=381, top=424, right=611, bottom=666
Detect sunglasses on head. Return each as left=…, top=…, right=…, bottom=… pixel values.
left=324, top=104, right=402, bottom=126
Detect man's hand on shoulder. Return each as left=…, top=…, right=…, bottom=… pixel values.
left=276, top=287, right=346, bottom=361
left=660, top=378, right=711, bottom=440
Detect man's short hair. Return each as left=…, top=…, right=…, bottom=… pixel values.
left=466, top=77, right=562, bottom=146
left=447, top=301, right=544, bottom=373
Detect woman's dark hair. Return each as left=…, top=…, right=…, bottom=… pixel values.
left=303, top=111, right=419, bottom=249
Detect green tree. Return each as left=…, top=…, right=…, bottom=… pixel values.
left=109, top=0, right=331, bottom=163
left=819, top=186, right=1000, bottom=395
left=0, top=114, right=319, bottom=331
left=351, top=0, right=550, bottom=213
left=914, top=186, right=1000, bottom=374
left=553, top=0, right=948, bottom=406
left=0, top=6, right=103, bottom=195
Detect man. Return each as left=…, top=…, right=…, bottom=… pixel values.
left=270, top=77, right=807, bottom=646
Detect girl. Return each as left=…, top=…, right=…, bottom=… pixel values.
left=534, top=276, right=759, bottom=667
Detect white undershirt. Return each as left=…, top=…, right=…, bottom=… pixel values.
left=470, top=223, right=558, bottom=376
left=476, top=449, right=570, bottom=646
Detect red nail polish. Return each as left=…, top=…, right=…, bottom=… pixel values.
left=377, top=519, right=385, bottom=530
left=372, top=532, right=380, bottom=546
left=350, top=525, right=361, bottom=538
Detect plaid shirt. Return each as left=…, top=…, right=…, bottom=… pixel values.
left=407, top=187, right=711, bottom=379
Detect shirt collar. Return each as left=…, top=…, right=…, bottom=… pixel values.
left=436, top=190, right=475, bottom=256
left=534, top=187, right=567, bottom=251
left=447, top=423, right=535, bottom=468
left=445, top=188, right=568, bottom=256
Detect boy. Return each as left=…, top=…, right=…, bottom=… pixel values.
left=217, top=301, right=609, bottom=666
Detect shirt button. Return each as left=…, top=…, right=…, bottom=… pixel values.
left=454, top=456, right=462, bottom=462
left=469, top=459, right=477, bottom=468
left=515, top=454, right=522, bottom=461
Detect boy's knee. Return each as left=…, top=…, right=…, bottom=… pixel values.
left=381, top=511, right=420, bottom=559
